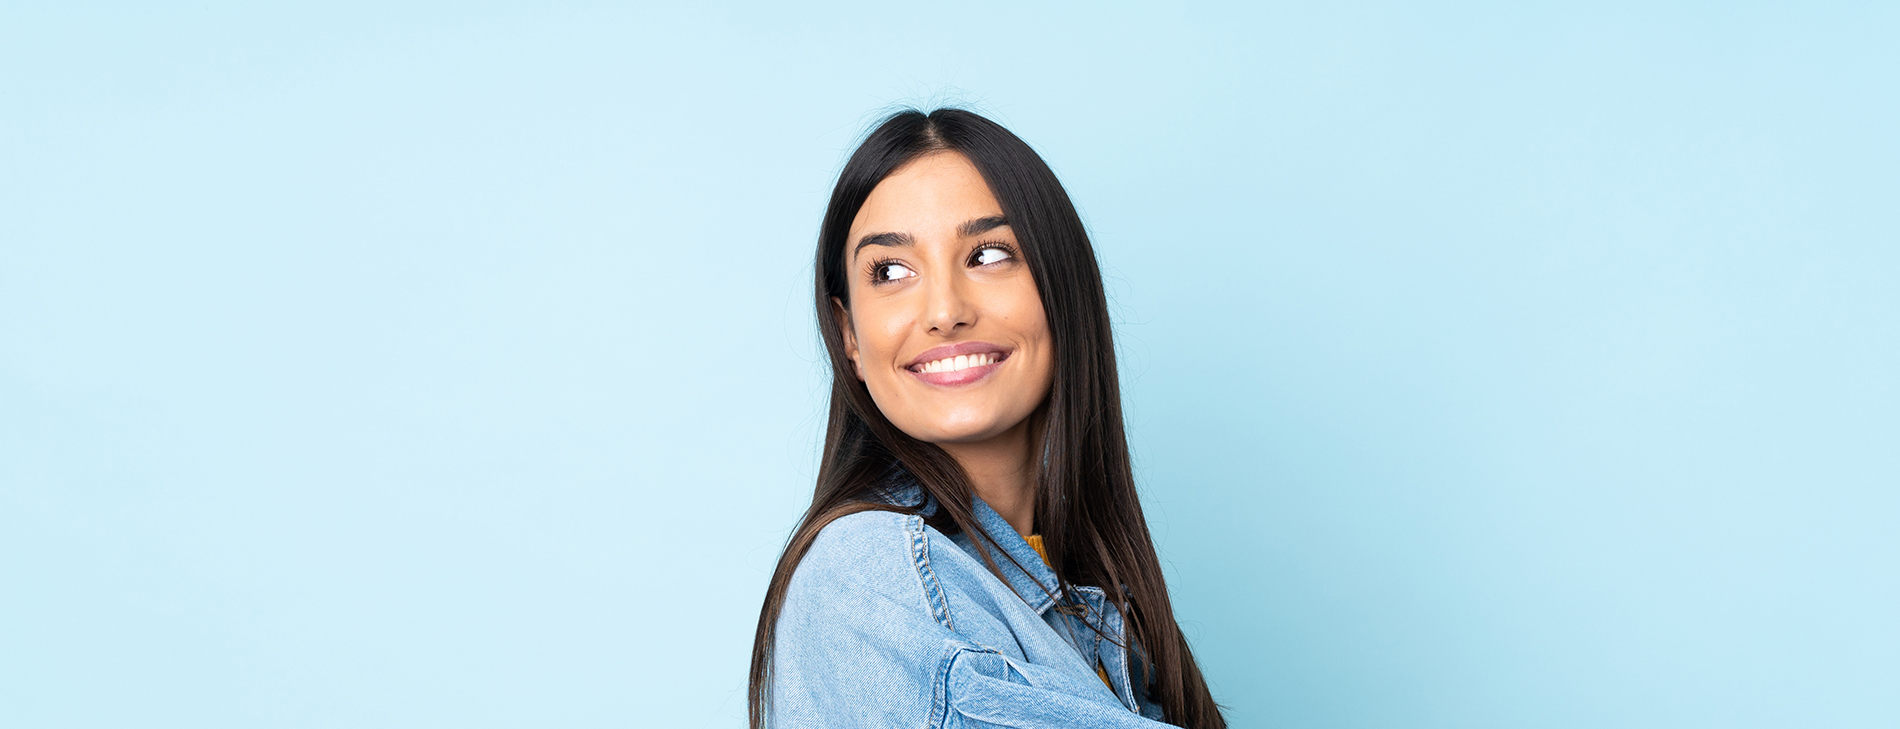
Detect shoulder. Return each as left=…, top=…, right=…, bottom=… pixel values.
left=802, top=508, right=917, bottom=564
left=771, top=509, right=960, bottom=724
left=774, top=509, right=961, bottom=676
left=785, top=508, right=929, bottom=604
left=813, top=506, right=917, bottom=542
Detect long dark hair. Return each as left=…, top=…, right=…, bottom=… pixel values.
left=749, top=108, right=1225, bottom=728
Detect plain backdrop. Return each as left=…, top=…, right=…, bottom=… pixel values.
left=2, top=2, right=1895, bottom=727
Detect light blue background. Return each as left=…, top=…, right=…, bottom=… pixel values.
left=3, top=2, right=1895, bottom=727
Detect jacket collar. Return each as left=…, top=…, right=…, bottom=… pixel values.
left=957, top=493, right=1065, bottom=615
left=878, top=477, right=1064, bottom=615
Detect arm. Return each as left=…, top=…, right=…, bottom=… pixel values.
left=768, top=511, right=952, bottom=728
left=769, top=512, right=1175, bottom=728
left=944, top=648, right=1176, bottom=729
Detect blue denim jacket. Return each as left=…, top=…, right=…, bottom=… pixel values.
left=770, top=480, right=1171, bottom=727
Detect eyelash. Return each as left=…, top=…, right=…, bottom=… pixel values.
left=969, top=242, right=1020, bottom=266
left=865, top=257, right=909, bottom=285
left=863, top=242, right=1020, bottom=286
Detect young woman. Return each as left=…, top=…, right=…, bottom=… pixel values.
left=749, top=108, right=1226, bottom=728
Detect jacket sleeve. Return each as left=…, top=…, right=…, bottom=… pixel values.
left=769, top=511, right=957, bottom=728
left=769, top=512, right=1176, bottom=728
left=944, top=647, right=1177, bottom=729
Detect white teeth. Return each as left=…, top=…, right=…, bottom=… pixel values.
left=916, top=352, right=1002, bottom=374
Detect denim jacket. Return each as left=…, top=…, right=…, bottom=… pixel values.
left=770, top=479, right=1171, bottom=727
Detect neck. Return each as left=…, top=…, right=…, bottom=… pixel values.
left=937, top=418, right=1038, bottom=536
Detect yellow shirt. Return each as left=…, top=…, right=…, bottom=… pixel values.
left=1023, top=535, right=1114, bottom=688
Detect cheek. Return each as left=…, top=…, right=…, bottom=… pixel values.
left=1004, top=290, right=1052, bottom=345
left=849, top=303, right=912, bottom=371
left=1018, top=308, right=1055, bottom=385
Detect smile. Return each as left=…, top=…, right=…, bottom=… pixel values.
left=911, top=352, right=1002, bottom=374
left=904, top=342, right=1012, bottom=386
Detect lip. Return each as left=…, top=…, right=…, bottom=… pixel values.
left=905, top=341, right=1012, bottom=387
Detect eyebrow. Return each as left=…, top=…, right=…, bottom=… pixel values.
left=852, top=215, right=1011, bottom=257
left=959, top=215, right=1010, bottom=237
left=852, top=231, right=911, bottom=255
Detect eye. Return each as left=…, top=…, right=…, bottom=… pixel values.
left=970, top=246, right=1015, bottom=266
left=871, top=260, right=917, bottom=283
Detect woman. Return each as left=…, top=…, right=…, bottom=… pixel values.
left=750, top=108, right=1226, bottom=728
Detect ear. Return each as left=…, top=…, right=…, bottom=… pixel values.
left=832, top=296, right=865, bottom=381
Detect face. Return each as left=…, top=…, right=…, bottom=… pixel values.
left=837, top=151, right=1055, bottom=446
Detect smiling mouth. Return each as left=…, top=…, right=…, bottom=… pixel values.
left=908, top=351, right=1009, bottom=374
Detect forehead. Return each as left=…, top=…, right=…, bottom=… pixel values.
left=849, top=151, right=1004, bottom=240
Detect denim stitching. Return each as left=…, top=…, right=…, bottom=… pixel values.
left=928, top=643, right=957, bottom=729
left=1106, top=599, right=1139, bottom=711
left=908, top=515, right=954, bottom=631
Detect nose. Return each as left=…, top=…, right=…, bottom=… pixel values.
left=920, top=267, right=976, bottom=336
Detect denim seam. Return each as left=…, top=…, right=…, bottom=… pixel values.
left=1073, top=585, right=1139, bottom=712
left=908, top=515, right=954, bottom=631
left=936, top=645, right=1007, bottom=728
left=1107, top=603, right=1139, bottom=711
left=927, top=643, right=972, bottom=729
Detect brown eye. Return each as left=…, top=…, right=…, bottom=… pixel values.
left=874, top=262, right=917, bottom=282
left=971, top=247, right=1013, bottom=266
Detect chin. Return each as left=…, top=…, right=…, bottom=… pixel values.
left=899, top=412, right=1013, bottom=446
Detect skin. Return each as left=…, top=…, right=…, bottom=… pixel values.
left=836, top=150, right=1055, bottom=536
